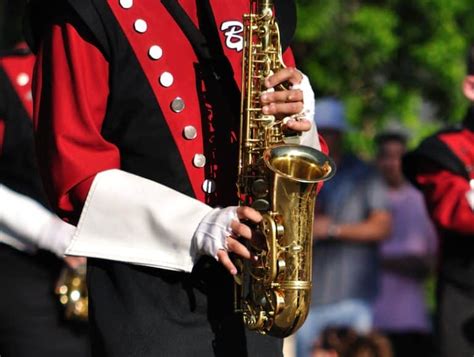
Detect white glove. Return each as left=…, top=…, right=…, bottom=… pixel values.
left=291, top=72, right=316, bottom=121
left=38, top=217, right=75, bottom=257
left=192, top=206, right=238, bottom=261
left=0, top=184, right=74, bottom=257
left=290, top=72, right=321, bottom=150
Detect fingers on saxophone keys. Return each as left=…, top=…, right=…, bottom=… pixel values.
left=231, top=220, right=252, bottom=240
left=262, top=101, right=304, bottom=116
left=261, top=89, right=303, bottom=104
left=286, top=118, right=311, bottom=132
left=236, top=206, right=262, bottom=223
left=217, top=250, right=238, bottom=275
left=265, top=67, right=303, bottom=88
left=227, top=238, right=252, bottom=260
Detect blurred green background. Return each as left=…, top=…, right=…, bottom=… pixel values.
left=1, top=0, right=473, bottom=157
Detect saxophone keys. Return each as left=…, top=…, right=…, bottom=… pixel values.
left=251, top=179, right=268, bottom=197
left=252, top=199, right=270, bottom=211
left=277, top=259, right=286, bottom=275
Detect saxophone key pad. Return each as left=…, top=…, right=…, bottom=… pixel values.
left=252, top=199, right=270, bottom=211
left=251, top=179, right=269, bottom=197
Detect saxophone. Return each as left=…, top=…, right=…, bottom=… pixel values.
left=55, top=265, right=88, bottom=321
left=234, top=0, right=335, bottom=338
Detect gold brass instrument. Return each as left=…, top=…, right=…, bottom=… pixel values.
left=55, top=264, right=88, bottom=321
left=234, top=0, right=336, bottom=337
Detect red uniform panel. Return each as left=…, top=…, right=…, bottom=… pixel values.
left=414, top=129, right=474, bottom=235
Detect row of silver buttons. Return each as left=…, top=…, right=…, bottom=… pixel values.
left=120, top=0, right=215, bottom=193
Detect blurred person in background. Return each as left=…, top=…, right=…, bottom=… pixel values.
left=403, top=46, right=474, bottom=357
left=0, top=43, right=89, bottom=357
left=297, top=98, right=391, bottom=357
left=311, top=327, right=393, bottom=357
left=373, top=128, right=437, bottom=357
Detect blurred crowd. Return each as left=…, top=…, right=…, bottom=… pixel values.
left=296, top=97, right=437, bottom=357
left=297, top=71, right=474, bottom=356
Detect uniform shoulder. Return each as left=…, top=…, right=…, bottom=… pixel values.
left=25, top=0, right=109, bottom=56
left=403, top=126, right=469, bottom=185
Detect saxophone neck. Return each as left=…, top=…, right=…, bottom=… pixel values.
left=254, top=0, right=274, bottom=15
left=257, top=0, right=274, bottom=10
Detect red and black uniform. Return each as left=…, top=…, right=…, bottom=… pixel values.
left=0, top=46, right=89, bottom=357
left=28, top=0, right=324, bottom=356
left=403, top=110, right=474, bottom=357
left=0, top=46, right=45, bottom=204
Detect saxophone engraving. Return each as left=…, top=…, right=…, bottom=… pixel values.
left=235, top=0, right=336, bottom=337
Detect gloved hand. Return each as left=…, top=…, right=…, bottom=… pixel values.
left=192, top=206, right=262, bottom=275
left=38, top=217, right=76, bottom=257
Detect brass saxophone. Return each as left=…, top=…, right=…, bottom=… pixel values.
left=234, top=0, right=335, bottom=337
left=55, top=264, right=88, bottom=321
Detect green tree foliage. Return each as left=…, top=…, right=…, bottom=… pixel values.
left=294, top=0, right=474, bottom=156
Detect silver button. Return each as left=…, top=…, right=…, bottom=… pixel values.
left=16, top=73, right=29, bottom=86
left=25, top=91, right=33, bottom=101
left=171, top=97, right=185, bottom=113
left=148, top=45, right=163, bottom=60
left=193, top=154, right=206, bottom=168
left=202, top=179, right=216, bottom=194
left=119, top=0, right=133, bottom=8
left=159, top=72, right=174, bottom=87
left=183, top=126, right=197, bottom=140
left=134, top=19, right=147, bottom=33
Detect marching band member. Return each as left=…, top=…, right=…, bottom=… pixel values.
left=403, top=46, right=474, bottom=357
left=0, top=44, right=89, bottom=357
left=28, top=0, right=327, bottom=355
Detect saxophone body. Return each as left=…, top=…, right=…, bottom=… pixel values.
left=56, top=265, right=88, bottom=321
left=235, top=0, right=335, bottom=338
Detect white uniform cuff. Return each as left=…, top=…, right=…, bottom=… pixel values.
left=67, top=169, right=213, bottom=272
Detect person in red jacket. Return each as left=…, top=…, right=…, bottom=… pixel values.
left=27, top=0, right=329, bottom=355
left=403, top=46, right=474, bottom=357
left=0, top=44, right=90, bottom=357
